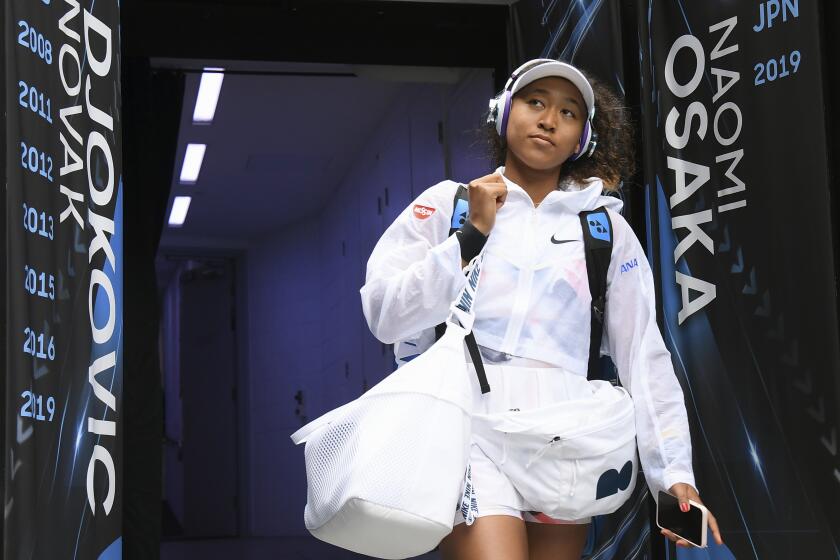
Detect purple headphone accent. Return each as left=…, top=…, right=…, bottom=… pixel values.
left=568, top=120, right=593, bottom=161
left=499, top=91, right=513, bottom=140
left=495, top=60, right=537, bottom=139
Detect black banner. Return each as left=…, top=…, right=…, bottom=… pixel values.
left=5, top=0, right=123, bottom=558
left=638, top=0, right=840, bottom=557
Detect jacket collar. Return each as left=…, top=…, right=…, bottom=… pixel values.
left=495, top=166, right=624, bottom=214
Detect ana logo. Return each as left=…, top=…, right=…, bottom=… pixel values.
left=595, top=460, right=633, bottom=500
left=620, top=258, right=638, bottom=273
left=413, top=204, right=436, bottom=219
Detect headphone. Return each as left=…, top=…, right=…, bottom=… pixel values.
left=487, top=58, right=598, bottom=161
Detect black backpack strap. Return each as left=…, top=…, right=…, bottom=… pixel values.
left=580, top=207, right=614, bottom=382
left=449, top=183, right=470, bottom=236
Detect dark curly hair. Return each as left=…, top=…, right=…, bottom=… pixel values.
left=480, top=67, right=635, bottom=192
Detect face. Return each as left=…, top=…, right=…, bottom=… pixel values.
left=504, top=76, right=587, bottom=172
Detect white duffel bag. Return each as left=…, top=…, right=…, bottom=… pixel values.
left=290, top=254, right=488, bottom=559
left=471, top=379, right=638, bottom=520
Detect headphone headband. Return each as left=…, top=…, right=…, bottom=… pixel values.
left=503, top=58, right=559, bottom=93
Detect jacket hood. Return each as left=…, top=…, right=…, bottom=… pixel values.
left=496, top=165, right=624, bottom=214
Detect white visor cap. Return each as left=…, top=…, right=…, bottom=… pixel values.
left=509, top=60, right=596, bottom=120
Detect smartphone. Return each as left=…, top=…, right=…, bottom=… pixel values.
left=656, top=490, right=708, bottom=548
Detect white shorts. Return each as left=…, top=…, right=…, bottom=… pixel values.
left=453, top=441, right=592, bottom=526
left=454, top=350, right=595, bottom=526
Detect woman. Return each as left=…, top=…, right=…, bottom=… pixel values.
left=360, top=59, right=723, bottom=559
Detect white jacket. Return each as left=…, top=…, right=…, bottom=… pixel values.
left=360, top=166, right=697, bottom=500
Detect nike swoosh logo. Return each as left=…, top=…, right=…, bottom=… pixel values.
left=550, top=235, right=578, bottom=245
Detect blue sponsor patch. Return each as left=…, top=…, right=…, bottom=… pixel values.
left=452, top=199, right=469, bottom=229
left=587, top=211, right=611, bottom=242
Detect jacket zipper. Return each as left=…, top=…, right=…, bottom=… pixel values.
left=500, top=206, right=538, bottom=353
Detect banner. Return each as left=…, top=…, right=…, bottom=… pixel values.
left=5, top=0, right=123, bottom=558
left=638, top=0, right=840, bottom=557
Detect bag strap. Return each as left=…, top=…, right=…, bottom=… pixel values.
left=450, top=252, right=490, bottom=394
left=579, top=207, right=614, bottom=382
left=435, top=184, right=474, bottom=340
left=432, top=330, right=489, bottom=392
left=435, top=184, right=490, bottom=394
left=435, top=183, right=469, bottom=338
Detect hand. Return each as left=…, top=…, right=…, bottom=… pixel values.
left=466, top=172, right=507, bottom=235
left=661, top=483, right=724, bottom=548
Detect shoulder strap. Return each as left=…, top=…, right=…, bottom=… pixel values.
left=579, top=207, right=614, bottom=382
left=436, top=183, right=471, bottom=342
left=435, top=184, right=490, bottom=393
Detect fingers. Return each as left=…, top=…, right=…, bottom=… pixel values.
left=467, top=179, right=507, bottom=198
left=708, top=510, right=724, bottom=545
left=685, top=490, right=725, bottom=546
left=467, top=174, right=505, bottom=192
left=469, top=183, right=507, bottom=199
left=672, top=485, right=691, bottom=512
left=659, top=528, right=693, bottom=548
left=466, top=173, right=508, bottom=234
left=470, top=171, right=504, bottom=182
left=660, top=515, right=725, bottom=548
left=664, top=484, right=725, bottom=548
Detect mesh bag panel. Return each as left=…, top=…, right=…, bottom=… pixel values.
left=303, top=392, right=470, bottom=530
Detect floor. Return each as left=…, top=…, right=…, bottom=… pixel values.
left=160, top=537, right=441, bottom=560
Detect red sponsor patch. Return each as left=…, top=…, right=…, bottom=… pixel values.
left=413, top=204, right=436, bottom=219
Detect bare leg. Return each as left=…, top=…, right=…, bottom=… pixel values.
left=440, top=515, right=529, bottom=560
left=526, top=522, right=590, bottom=560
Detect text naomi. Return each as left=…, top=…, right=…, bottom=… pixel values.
left=663, top=16, right=746, bottom=324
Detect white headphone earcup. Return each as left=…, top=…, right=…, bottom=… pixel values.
left=487, top=97, right=500, bottom=128
left=493, top=91, right=509, bottom=137
left=584, top=127, right=598, bottom=158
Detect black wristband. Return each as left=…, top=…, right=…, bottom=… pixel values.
left=456, top=220, right=488, bottom=263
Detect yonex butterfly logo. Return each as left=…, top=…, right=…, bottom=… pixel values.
left=452, top=199, right=470, bottom=229
left=587, top=212, right=611, bottom=243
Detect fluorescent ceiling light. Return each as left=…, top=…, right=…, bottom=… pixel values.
left=193, top=68, right=224, bottom=123
left=180, top=143, right=206, bottom=183
left=168, top=196, right=192, bottom=227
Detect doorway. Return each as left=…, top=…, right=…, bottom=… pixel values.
left=160, top=257, right=240, bottom=538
